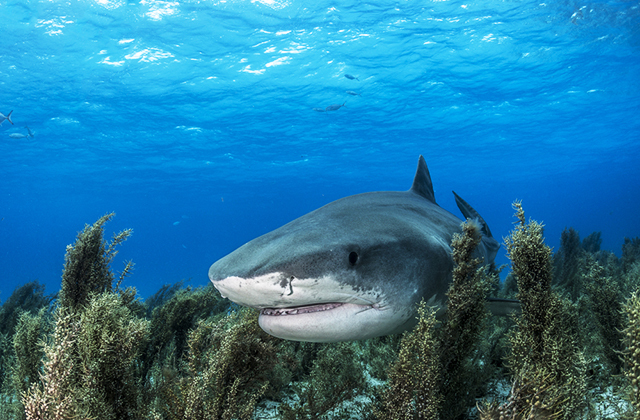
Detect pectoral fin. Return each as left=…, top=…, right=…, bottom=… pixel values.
left=487, top=297, right=521, bottom=316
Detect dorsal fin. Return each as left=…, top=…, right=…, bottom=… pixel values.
left=452, top=191, right=493, bottom=237
left=409, top=155, right=436, bottom=203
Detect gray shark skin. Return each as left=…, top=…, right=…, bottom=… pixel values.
left=208, top=156, right=499, bottom=342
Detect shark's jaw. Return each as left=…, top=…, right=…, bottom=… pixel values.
left=258, top=302, right=398, bottom=342
left=209, top=272, right=410, bottom=342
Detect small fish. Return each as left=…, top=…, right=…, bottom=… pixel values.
left=0, top=110, right=13, bottom=126
left=313, top=108, right=326, bottom=112
left=8, top=126, right=34, bottom=139
left=346, top=91, right=361, bottom=96
left=325, top=102, right=346, bottom=111
left=571, top=7, right=584, bottom=25
left=344, top=74, right=359, bottom=81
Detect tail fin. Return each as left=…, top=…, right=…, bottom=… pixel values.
left=6, top=110, right=13, bottom=125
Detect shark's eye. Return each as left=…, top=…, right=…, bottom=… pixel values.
left=348, top=251, right=359, bottom=266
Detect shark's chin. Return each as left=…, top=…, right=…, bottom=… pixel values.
left=257, top=302, right=402, bottom=342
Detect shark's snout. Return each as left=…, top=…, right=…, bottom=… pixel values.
left=209, top=269, right=382, bottom=310
left=209, top=271, right=298, bottom=308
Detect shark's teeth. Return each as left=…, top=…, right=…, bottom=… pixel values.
left=260, top=303, right=345, bottom=316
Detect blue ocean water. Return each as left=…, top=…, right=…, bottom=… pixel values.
left=0, top=0, right=639, bottom=301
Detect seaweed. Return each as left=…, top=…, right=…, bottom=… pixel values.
left=482, top=201, right=586, bottom=419
left=0, top=332, right=12, bottom=420
left=595, top=249, right=623, bottom=280
left=438, top=219, right=494, bottom=420
left=0, top=283, right=53, bottom=419
left=359, top=335, right=400, bottom=382
left=13, top=212, right=289, bottom=420
left=159, top=307, right=282, bottom=420
left=373, top=301, right=441, bottom=420
left=622, top=288, right=640, bottom=419
left=59, top=212, right=132, bottom=312
left=75, top=292, right=150, bottom=419
left=280, top=341, right=368, bottom=420
left=6, top=202, right=640, bottom=420
left=22, top=310, right=81, bottom=420
left=0, top=281, right=54, bottom=337
left=582, top=231, right=603, bottom=254
left=23, top=295, right=149, bottom=420
left=553, top=227, right=584, bottom=302
left=373, top=218, right=496, bottom=420
left=144, top=281, right=185, bottom=318
left=0, top=281, right=54, bottom=418
left=22, top=213, right=150, bottom=420
left=623, top=237, right=640, bottom=275
left=583, top=257, right=625, bottom=374
left=7, top=309, right=51, bottom=420
left=141, top=284, right=229, bottom=382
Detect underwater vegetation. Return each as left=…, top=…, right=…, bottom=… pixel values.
left=374, top=300, right=442, bottom=420
left=481, top=202, right=587, bottom=419
left=1, top=205, right=640, bottom=419
left=0, top=281, right=54, bottom=401
left=158, top=308, right=279, bottom=420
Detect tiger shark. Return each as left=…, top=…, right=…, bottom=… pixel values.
left=208, top=156, right=500, bottom=342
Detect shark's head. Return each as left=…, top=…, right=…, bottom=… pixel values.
left=209, top=190, right=457, bottom=342
left=208, top=156, right=497, bottom=342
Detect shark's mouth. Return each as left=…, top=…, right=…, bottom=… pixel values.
left=260, top=302, right=346, bottom=316
left=257, top=301, right=396, bottom=342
